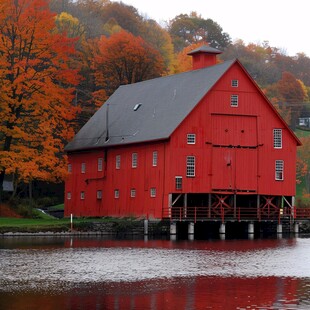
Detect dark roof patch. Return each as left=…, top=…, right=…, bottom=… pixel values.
left=65, top=60, right=235, bottom=152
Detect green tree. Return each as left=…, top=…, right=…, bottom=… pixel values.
left=168, top=12, right=231, bottom=52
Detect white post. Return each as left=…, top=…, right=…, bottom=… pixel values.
left=219, top=223, right=226, bottom=234
left=248, top=222, right=254, bottom=234
left=144, top=219, right=149, bottom=235
left=70, top=213, right=73, bottom=231
left=294, top=222, right=299, bottom=234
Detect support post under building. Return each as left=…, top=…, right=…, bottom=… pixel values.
left=219, top=223, right=226, bottom=235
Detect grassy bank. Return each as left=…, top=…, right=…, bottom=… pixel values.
left=0, top=216, right=145, bottom=234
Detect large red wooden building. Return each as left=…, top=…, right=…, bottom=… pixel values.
left=64, top=46, right=301, bottom=221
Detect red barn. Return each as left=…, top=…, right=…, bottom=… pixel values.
left=65, top=46, right=301, bottom=221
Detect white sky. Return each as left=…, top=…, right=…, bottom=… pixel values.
left=112, top=0, right=309, bottom=57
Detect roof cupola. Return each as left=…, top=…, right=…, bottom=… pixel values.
left=187, top=45, right=222, bottom=70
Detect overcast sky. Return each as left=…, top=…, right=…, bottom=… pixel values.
left=112, top=0, right=309, bottom=57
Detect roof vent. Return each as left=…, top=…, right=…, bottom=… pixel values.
left=133, top=103, right=142, bottom=111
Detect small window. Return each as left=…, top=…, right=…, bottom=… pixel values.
left=97, top=190, right=102, bottom=199
left=116, top=155, right=121, bottom=169
left=186, top=156, right=195, bottom=177
left=130, top=188, right=136, bottom=198
left=273, top=129, right=282, bottom=148
left=231, top=79, right=239, bottom=87
left=81, top=163, right=86, bottom=173
left=275, top=160, right=284, bottom=181
left=67, top=192, right=71, bottom=200
left=187, top=134, right=196, bottom=144
left=68, top=164, right=72, bottom=173
left=230, top=95, right=238, bottom=107
left=133, top=103, right=142, bottom=111
left=114, top=189, right=119, bottom=199
left=152, top=151, right=158, bottom=167
left=98, top=158, right=103, bottom=171
left=80, top=191, right=85, bottom=200
left=150, top=188, right=156, bottom=197
left=175, top=176, right=183, bottom=190
left=132, top=153, right=138, bottom=168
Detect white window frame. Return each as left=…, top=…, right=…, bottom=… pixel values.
left=81, top=163, right=86, bottom=173
left=67, top=192, right=71, bottom=200
left=97, top=190, right=102, bottom=199
left=80, top=191, right=85, bottom=200
left=273, top=129, right=282, bottom=149
left=152, top=151, right=158, bottom=167
left=187, top=133, right=196, bottom=144
left=175, top=176, right=183, bottom=190
left=116, top=155, right=121, bottom=169
left=68, top=164, right=72, bottom=173
left=114, top=189, right=119, bottom=199
left=230, top=95, right=238, bottom=107
left=98, top=158, right=103, bottom=171
left=186, top=156, right=195, bottom=177
left=150, top=187, right=156, bottom=197
left=130, top=188, right=136, bottom=198
left=275, top=160, right=284, bottom=181
left=132, top=153, right=138, bottom=168
left=231, top=79, right=239, bottom=87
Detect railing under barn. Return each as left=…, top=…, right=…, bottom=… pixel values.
left=163, top=206, right=310, bottom=223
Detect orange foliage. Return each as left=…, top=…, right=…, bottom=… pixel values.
left=0, top=0, right=80, bottom=186
left=93, top=30, right=164, bottom=98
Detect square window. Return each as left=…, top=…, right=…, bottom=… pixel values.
left=275, top=160, right=284, bottom=181
left=150, top=188, right=156, bottom=197
left=186, top=156, right=195, bottom=177
left=273, top=129, right=282, bottom=148
left=132, top=153, right=138, bottom=168
left=116, top=155, right=121, bottom=169
left=114, top=189, right=119, bottom=199
left=130, top=189, right=136, bottom=198
left=97, top=190, right=102, bottom=199
left=231, top=95, right=238, bottom=107
left=80, top=191, right=85, bottom=200
left=175, top=176, right=183, bottom=190
left=98, top=158, right=103, bottom=171
left=68, top=164, right=72, bottom=173
left=67, top=192, right=71, bottom=200
left=187, top=133, right=196, bottom=144
left=81, top=163, right=86, bottom=173
left=152, top=151, right=158, bottom=167
left=231, top=79, right=239, bottom=87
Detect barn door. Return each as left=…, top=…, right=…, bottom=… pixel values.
left=211, top=114, right=258, bottom=192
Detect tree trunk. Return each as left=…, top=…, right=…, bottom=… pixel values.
left=0, top=170, right=5, bottom=202
left=29, top=181, right=33, bottom=200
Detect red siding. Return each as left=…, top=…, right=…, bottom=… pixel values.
left=65, top=62, right=299, bottom=218
left=65, top=142, right=167, bottom=218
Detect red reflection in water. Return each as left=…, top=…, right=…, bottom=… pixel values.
left=0, top=276, right=306, bottom=310
left=64, top=237, right=297, bottom=252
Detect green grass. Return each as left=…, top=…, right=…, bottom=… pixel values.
left=295, top=128, right=310, bottom=138
left=47, top=204, right=64, bottom=211
left=0, top=216, right=141, bottom=233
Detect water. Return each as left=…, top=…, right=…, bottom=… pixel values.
left=0, top=236, right=310, bottom=309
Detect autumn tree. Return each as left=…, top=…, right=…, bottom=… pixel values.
left=168, top=12, right=231, bottom=52
left=0, top=0, right=80, bottom=198
left=139, top=19, right=174, bottom=73
left=92, top=30, right=164, bottom=102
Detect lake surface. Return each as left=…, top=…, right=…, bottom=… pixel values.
left=0, top=235, right=310, bottom=309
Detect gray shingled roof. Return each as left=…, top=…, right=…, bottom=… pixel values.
left=65, top=60, right=235, bottom=152
left=187, top=45, right=223, bottom=55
